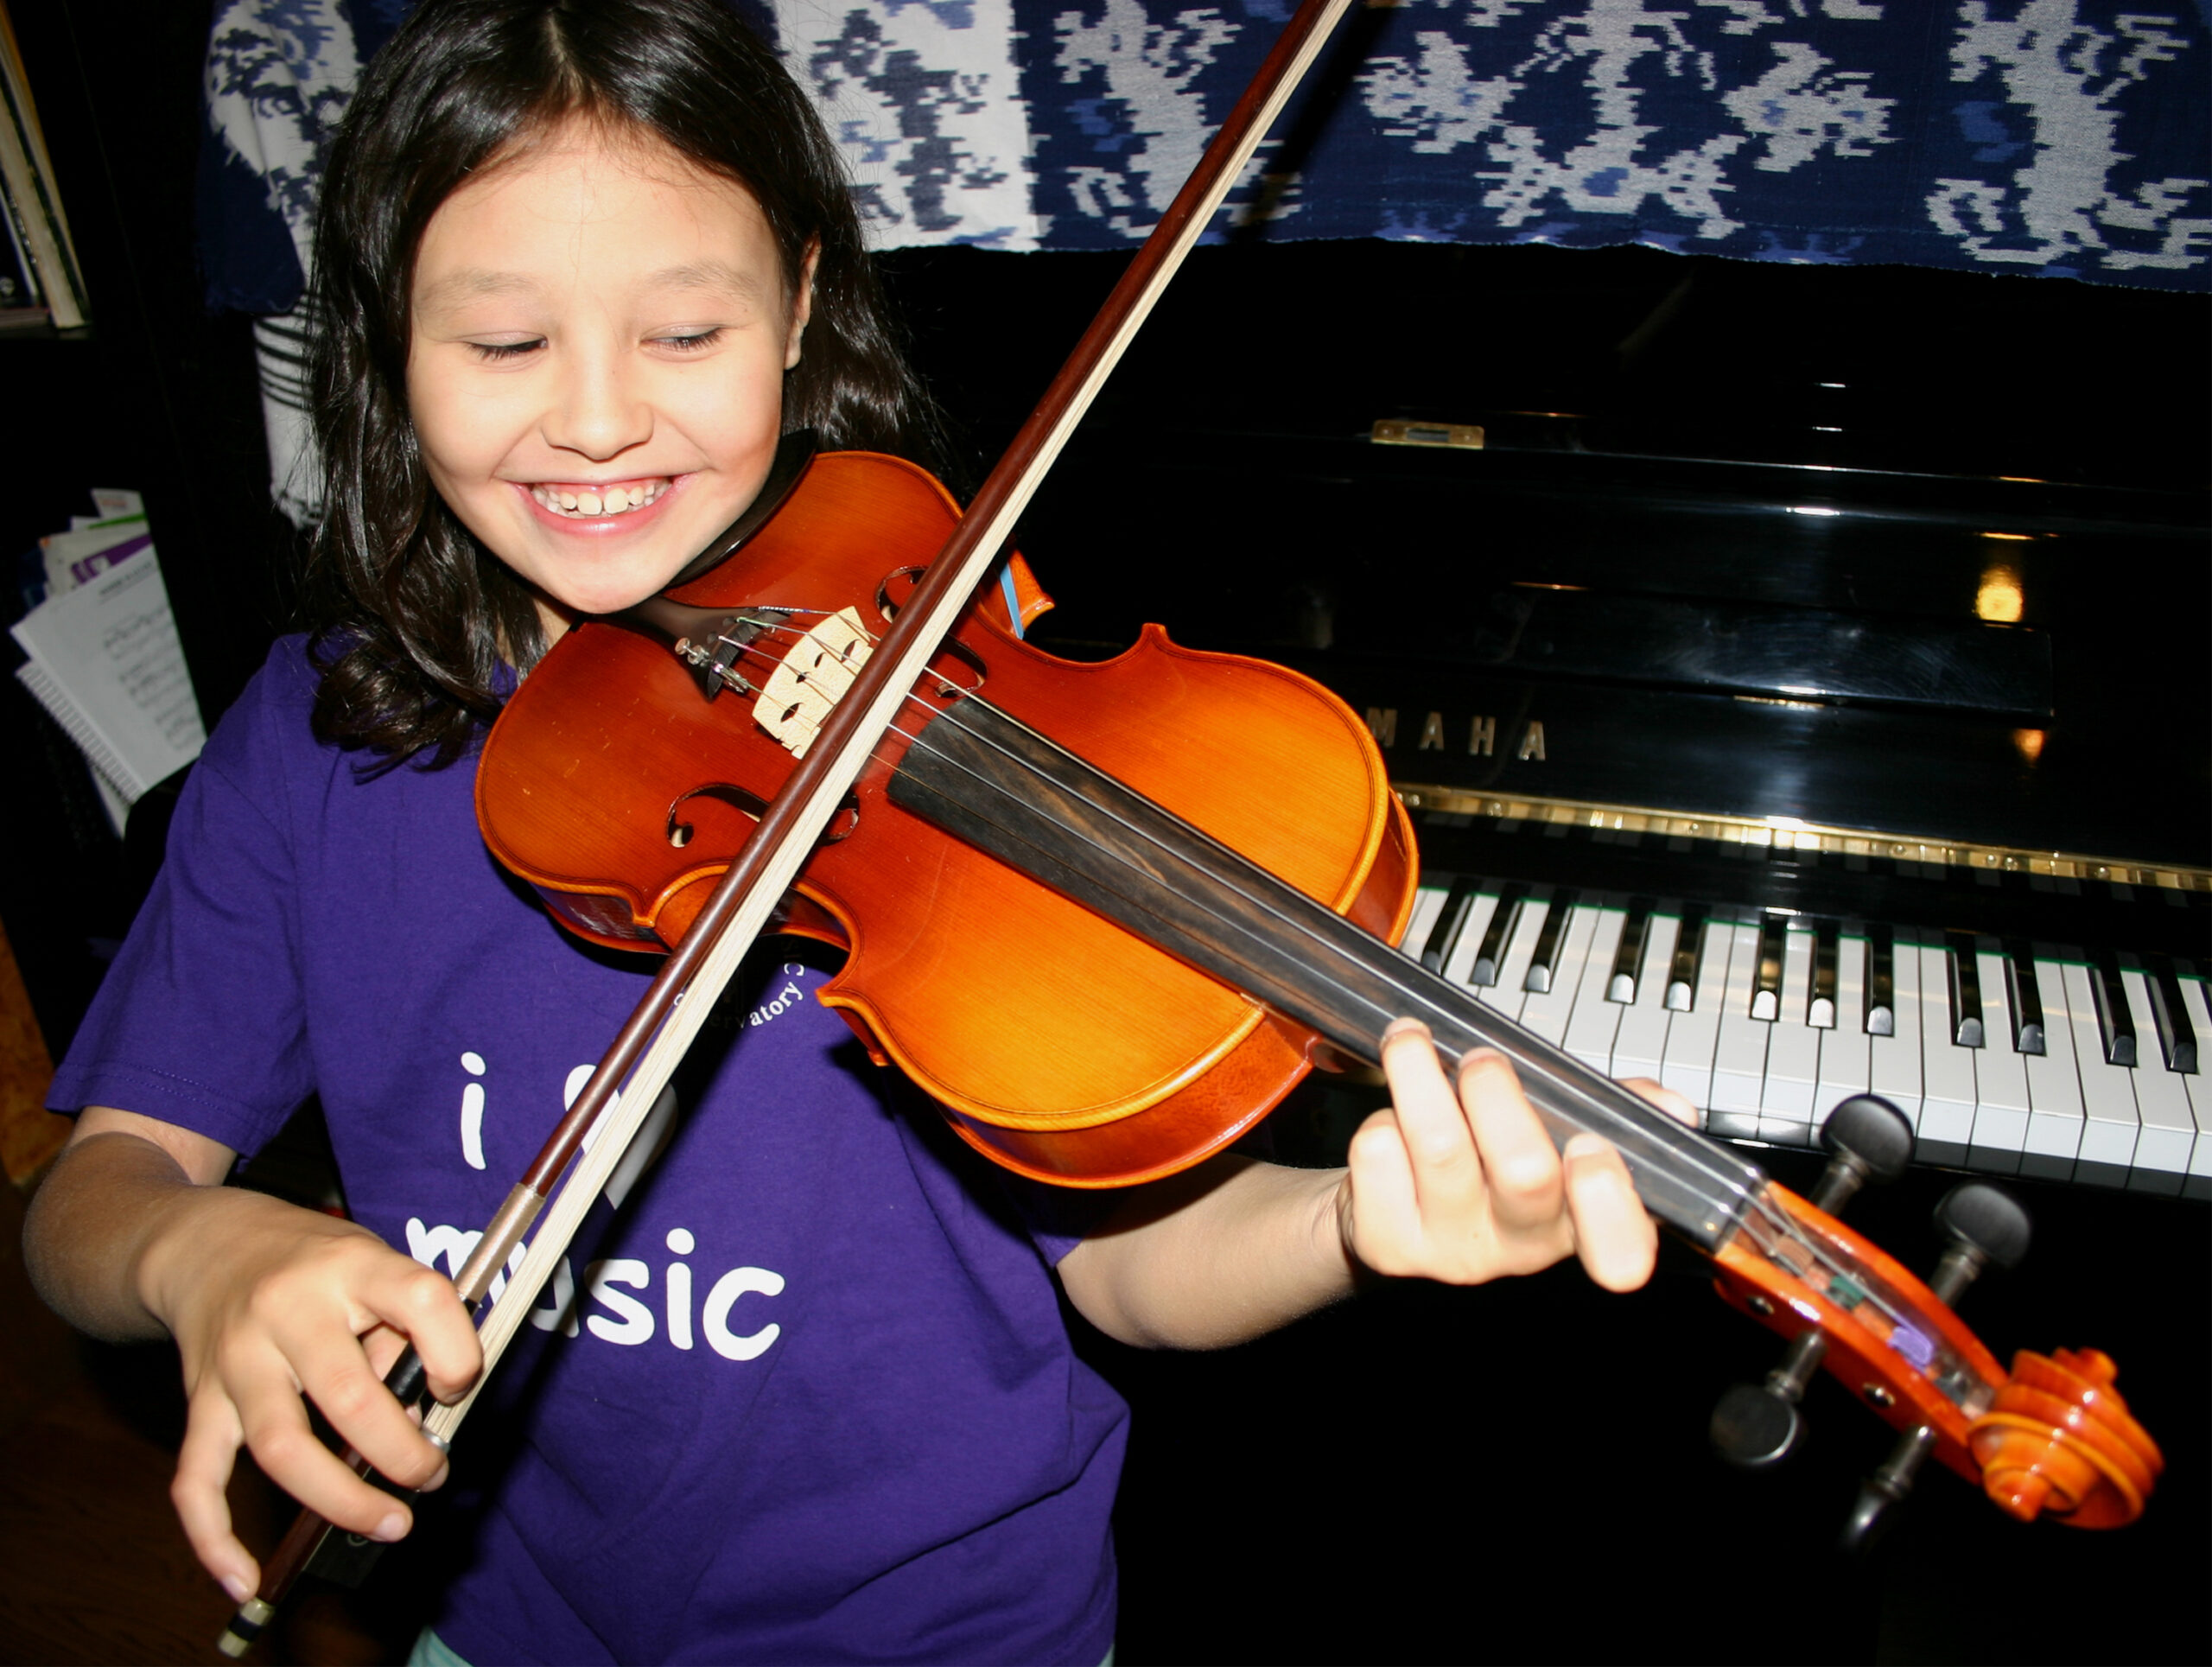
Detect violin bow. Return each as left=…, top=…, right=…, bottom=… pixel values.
left=220, top=0, right=1361, bottom=1647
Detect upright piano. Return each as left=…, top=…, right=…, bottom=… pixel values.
left=898, top=238, right=2212, bottom=1197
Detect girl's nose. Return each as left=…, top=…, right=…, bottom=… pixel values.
left=543, top=353, right=651, bottom=461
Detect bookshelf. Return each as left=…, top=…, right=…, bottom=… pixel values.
left=0, top=0, right=301, bottom=1070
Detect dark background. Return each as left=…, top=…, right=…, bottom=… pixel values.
left=2, top=3, right=2205, bottom=1664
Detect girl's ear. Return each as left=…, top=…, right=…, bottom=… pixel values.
left=785, top=239, right=821, bottom=370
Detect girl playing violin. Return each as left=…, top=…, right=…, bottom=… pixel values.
left=25, top=2, right=1690, bottom=1660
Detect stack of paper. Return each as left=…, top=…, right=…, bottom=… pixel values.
left=11, top=491, right=204, bottom=836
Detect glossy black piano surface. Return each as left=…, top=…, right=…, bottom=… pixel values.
left=885, top=238, right=2212, bottom=1199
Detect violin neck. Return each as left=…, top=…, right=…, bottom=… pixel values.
left=889, top=697, right=1768, bottom=1249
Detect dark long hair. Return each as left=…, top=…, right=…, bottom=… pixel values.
left=307, top=0, right=934, bottom=768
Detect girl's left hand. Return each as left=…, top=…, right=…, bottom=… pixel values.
left=1338, top=1019, right=1699, bottom=1292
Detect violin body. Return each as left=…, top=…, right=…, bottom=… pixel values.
left=478, top=449, right=1417, bottom=1186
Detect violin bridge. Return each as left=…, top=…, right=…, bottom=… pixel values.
left=753, top=606, right=874, bottom=758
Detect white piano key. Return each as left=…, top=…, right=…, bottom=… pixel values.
left=1966, top=945, right=2031, bottom=1175
left=1478, top=893, right=1546, bottom=1023
left=1436, top=887, right=1503, bottom=990
left=1709, top=917, right=1770, bottom=1141
left=1758, top=922, right=1822, bottom=1144
left=1813, top=931, right=1872, bottom=1127
left=1563, top=900, right=1628, bottom=1071
left=1917, top=939, right=1979, bottom=1165
left=2176, top=971, right=2212, bottom=1201
left=1399, top=883, right=1452, bottom=957
left=2120, top=965, right=2193, bottom=1195
left=2063, top=959, right=2140, bottom=1187
left=1521, top=899, right=1600, bottom=1045
left=2019, top=957, right=2087, bottom=1184
left=1611, top=912, right=1679, bottom=1085
left=1867, top=926, right=1924, bottom=1130
left=1660, top=912, right=1731, bottom=1114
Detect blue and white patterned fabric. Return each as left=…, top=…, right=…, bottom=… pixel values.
left=200, top=1, right=2209, bottom=507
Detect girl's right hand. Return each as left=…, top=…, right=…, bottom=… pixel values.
left=26, top=1110, right=482, bottom=1603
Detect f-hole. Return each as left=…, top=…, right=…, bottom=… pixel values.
left=875, top=566, right=925, bottom=626
left=666, top=782, right=861, bottom=847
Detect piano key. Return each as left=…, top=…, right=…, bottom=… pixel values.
left=1470, top=882, right=1528, bottom=989
left=1709, top=917, right=1772, bottom=1140
left=1524, top=888, right=1579, bottom=995
left=1665, top=901, right=1709, bottom=1012
left=1611, top=910, right=1679, bottom=1085
left=1405, top=878, right=1465, bottom=968
left=1866, top=926, right=1924, bottom=1130
left=2001, top=938, right=2045, bottom=1056
left=2119, top=963, right=2194, bottom=1195
left=1813, top=928, right=1872, bottom=1117
left=1758, top=921, right=1823, bottom=1145
left=1607, top=897, right=1654, bottom=1004
left=2088, top=949, right=2137, bottom=1067
left=1564, top=900, right=1630, bottom=1070
left=2175, top=970, right=2212, bottom=1200
left=1436, top=884, right=1503, bottom=990
left=1866, top=922, right=1897, bottom=1037
left=1808, top=919, right=1839, bottom=1029
left=1660, top=909, right=1732, bottom=1111
left=2019, top=955, right=2087, bottom=1184
left=1966, top=945, right=2032, bottom=1175
left=2063, top=958, right=2141, bottom=1189
left=1945, top=930, right=1986, bottom=1048
left=1522, top=895, right=1601, bottom=1045
left=1917, top=938, right=1979, bottom=1165
left=2144, top=956, right=2197, bottom=1074
left=1478, top=890, right=1547, bottom=1022
left=1750, top=913, right=1789, bottom=1021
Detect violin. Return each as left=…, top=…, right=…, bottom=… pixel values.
left=475, top=440, right=2162, bottom=1536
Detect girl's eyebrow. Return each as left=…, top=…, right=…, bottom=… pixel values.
left=416, top=261, right=769, bottom=311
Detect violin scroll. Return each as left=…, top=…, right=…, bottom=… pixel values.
left=1969, top=1347, right=2163, bottom=1528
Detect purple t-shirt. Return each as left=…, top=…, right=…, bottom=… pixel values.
left=50, top=639, right=1125, bottom=1665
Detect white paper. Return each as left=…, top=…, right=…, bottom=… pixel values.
left=11, top=545, right=204, bottom=805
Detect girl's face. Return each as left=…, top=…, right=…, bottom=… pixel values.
left=407, top=121, right=810, bottom=636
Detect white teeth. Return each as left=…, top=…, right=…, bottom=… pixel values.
left=531, top=480, right=670, bottom=518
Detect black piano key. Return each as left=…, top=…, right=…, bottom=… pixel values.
left=2001, top=938, right=2045, bottom=1055
left=1666, top=902, right=1709, bottom=1012
left=1421, top=875, right=1478, bottom=972
left=1608, top=896, right=1655, bottom=1004
left=1471, top=882, right=1526, bottom=988
left=1751, top=913, right=1788, bottom=1021
left=1808, top=919, right=1840, bottom=1029
left=1524, top=888, right=1579, bottom=993
left=2145, top=956, right=2197, bottom=1073
left=2088, top=949, right=2137, bottom=1067
left=1946, top=930, right=1986, bottom=1048
left=1866, top=923, right=1896, bottom=1037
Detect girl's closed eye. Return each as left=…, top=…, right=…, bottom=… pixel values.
left=468, top=338, right=545, bottom=362
left=657, top=328, right=727, bottom=353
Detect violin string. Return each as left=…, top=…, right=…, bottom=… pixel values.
left=683, top=611, right=1938, bottom=1369
left=710, top=606, right=1770, bottom=1229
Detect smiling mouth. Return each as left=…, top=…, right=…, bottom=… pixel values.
left=529, top=478, right=672, bottom=518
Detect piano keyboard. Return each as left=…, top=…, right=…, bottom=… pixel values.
left=1401, top=877, right=2212, bottom=1199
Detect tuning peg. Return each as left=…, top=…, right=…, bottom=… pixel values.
left=1841, top=1425, right=1937, bottom=1553
left=1929, top=1182, right=2031, bottom=1305
left=1808, top=1094, right=1914, bottom=1214
left=1711, top=1328, right=1827, bottom=1469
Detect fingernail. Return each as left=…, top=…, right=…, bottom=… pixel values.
left=222, top=1575, right=253, bottom=1604
left=1381, top=1018, right=1429, bottom=1044
left=424, top=1460, right=450, bottom=1492
left=372, top=1511, right=407, bottom=1543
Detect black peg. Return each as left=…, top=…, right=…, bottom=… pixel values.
left=1929, top=1182, right=2031, bottom=1306
left=1710, top=1327, right=1827, bottom=1470
left=1841, top=1425, right=1937, bottom=1553
left=1809, top=1094, right=1914, bottom=1215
